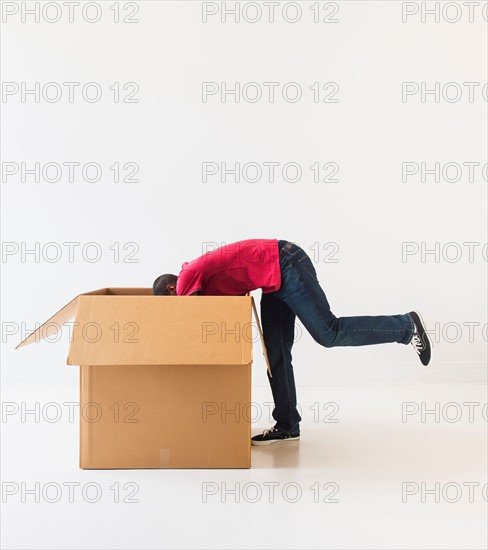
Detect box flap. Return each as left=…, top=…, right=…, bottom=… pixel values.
left=15, top=288, right=152, bottom=350
left=15, top=288, right=111, bottom=349
left=67, top=295, right=253, bottom=366
left=250, top=296, right=272, bottom=378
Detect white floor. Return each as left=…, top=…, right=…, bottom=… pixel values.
left=1, top=383, right=487, bottom=550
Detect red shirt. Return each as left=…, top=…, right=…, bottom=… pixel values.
left=176, top=239, right=282, bottom=296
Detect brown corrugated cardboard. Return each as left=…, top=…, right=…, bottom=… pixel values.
left=79, top=363, right=251, bottom=468
left=17, top=288, right=270, bottom=469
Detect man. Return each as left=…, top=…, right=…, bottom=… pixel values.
left=153, top=238, right=432, bottom=445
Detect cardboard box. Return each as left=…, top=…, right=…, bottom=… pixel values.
left=16, top=288, right=270, bottom=469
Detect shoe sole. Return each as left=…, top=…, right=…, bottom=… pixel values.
left=410, top=310, right=433, bottom=366
left=251, top=435, right=300, bottom=446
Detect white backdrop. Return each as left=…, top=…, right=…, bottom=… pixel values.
left=1, top=0, right=487, bottom=387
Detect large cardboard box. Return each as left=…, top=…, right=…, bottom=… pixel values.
left=16, top=288, right=270, bottom=469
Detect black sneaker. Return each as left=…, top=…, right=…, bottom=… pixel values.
left=408, top=311, right=432, bottom=366
left=251, top=425, right=300, bottom=446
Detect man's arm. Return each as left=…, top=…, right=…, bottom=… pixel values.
left=189, top=290, right=202, bottom=296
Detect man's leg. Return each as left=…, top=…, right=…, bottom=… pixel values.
left=273, top=243, right=415, bottom=348
left=260, top=291, right=302, bottom=434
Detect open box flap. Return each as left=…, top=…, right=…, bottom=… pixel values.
left=15, top=288, right=153, bottom=350
left=15, top=288, right=110, bottom=350
left=66, top=295, right=254, bottom=366
left=250, top=296, right=272, bottom=378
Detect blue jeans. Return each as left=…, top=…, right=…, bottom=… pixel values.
left=260, top=239, right=416, bottom=434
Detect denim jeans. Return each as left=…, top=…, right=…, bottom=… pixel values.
left=260, top=239, right=416, bottom=434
